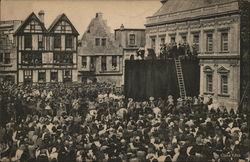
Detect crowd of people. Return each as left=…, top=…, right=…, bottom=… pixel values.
left=0, top=82, right=249, bottom=162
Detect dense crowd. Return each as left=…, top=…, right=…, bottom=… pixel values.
left=0, top=82, right=249, bottom=162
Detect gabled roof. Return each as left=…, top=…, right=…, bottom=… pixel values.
left=48, top=13, right=79, bottom=35
left=78, top=14, right=122, bottom=55
left=153, top=0, right=237, bottom=16
left=14, top=12, right=47, bottom=36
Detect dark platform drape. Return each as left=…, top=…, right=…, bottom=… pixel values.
left=124, top=59, right=200, bottom=100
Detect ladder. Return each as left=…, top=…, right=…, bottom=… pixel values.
left=174, top=58, right=186, bottom=98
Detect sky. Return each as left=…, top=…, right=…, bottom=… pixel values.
left=1, top=0, right=161, bottom=37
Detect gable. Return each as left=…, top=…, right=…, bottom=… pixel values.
left=14, top=12, right=46, bottom=35
left=217, top=66, right=230, bottom=73
left=48, top=14, right=79, bottom=35
left=78, top=16, right=122, bottom=55
left=54, top=20, right=72, bottom=33
left=23, top=19, right=43, bottom=33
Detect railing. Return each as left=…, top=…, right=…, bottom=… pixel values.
left=146, top=1, right=239, bottom=25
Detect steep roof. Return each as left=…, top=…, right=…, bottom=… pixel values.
left=153, top=0, right=237, bottom=16
left=48, top=13, right=79, bottom=35
left=14, top=12, right=47, bottom=36
left=78, top=14, right=122, bottom=55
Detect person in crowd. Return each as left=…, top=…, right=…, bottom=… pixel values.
left=0, top=81, right=249, bottom=162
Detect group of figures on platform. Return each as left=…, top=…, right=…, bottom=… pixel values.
left=0, top=82, right=249, bottom=162
left=131, top=42, right=199, bottom=61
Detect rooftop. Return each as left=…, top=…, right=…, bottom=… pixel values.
left=146, top=0, right=241, bottom=26
left=153, top=0, right=237, bottom=16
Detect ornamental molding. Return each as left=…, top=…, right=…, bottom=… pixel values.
left=148, top=27, right=157, bottom=33
left=158, top=25, right=167, bottom=32
left=217, top=66, right=230, bottom=73
left=177, top=22, right=188, bottom=30
left=167, top=24, right=177, bottom=31
left=203, top=66, right=214, bottom=73
left=201, top=19, right=216, bottom=27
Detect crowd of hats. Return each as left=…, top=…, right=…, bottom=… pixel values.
left=0, top=82, right=249, bottom=162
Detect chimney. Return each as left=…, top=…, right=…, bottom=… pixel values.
left=96, top=12, right=103, bottom=19
left=38, top=10, right=45, bottom=24
left=160, top=0, right=168, bottom=4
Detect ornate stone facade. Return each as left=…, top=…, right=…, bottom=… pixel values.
left=145, top=0, right=249, bottom=110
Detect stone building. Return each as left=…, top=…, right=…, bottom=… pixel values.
left=14, top=11, right=79, bottom=83
left=114, top=24, right=145, bottom=60
left=145, top=0, right=249, bottom=110
left=0, top=20, right=22, bottom=83
left=78, top=13, right=123, bottom=86
left=114, top=24, right=145, bottom=84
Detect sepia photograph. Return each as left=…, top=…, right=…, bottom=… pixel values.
left=0, top=0, right=249, bottom=161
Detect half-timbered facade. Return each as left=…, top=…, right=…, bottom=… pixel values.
left=145, top=0, right=249, bottom=111
left=14, top=11, right=79, bottom=83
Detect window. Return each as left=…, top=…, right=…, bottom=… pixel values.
left=112, top=56, right=117, bottom=70
left=65, top=35, right=73, bottom=48
left=221, top=75, right=228, bottom=94
left=82, top=56, right=87, bottom=68
left=38, top=35, right=43, bottom=49
left=206, top=33, right=213, bottom=52
left=151, top=38, right=156, bottom=50
left=54, top=35, right=61, bottom=48
left=63, top=70, right=72, bottom=82
left=160, top=37, right=165, bottom=45
left=4, top=53, right=10, bottom=64
left=101, top=38, right=106, bottom=46
left=0, top=53, right=3, bottom=63
left=170, top=36, right=176, bottom=43
left=221, top=32, right=228, bottom=52
left=38, top=72, right=46, bottom=82
left=193, top=34, right=200, bottom=51
left=129, top=34, right=136, bottom=45
left=206, top=74, right=213, bottom=92
left=95, top=38, right=100, bottom=46
left=90, top=56, right=95, bottom=70
left=24, top=70, right=32, bottom=83
left=24, top=35, right=32, bottom=49
left=101, top=56, right=107, bottom=71
left=51, top=72, right=58, bottom=82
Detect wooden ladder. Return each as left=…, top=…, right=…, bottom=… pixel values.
left=174, top=58, right=186, bottom=98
